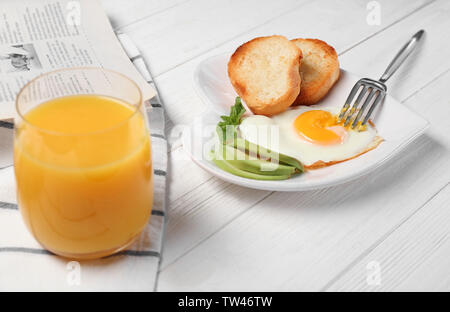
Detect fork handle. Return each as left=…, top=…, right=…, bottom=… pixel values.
left=379, top=30, right=424, bottom=83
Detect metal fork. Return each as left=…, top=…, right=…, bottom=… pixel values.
left=338, top=30, right=425, bottom=129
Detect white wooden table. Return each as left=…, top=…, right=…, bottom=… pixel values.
left=101, top=0, right=449, bottom=291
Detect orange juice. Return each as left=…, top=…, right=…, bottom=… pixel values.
left=14, top=95, right=153, bottom=259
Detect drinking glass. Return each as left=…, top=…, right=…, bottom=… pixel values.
left=14, top=67, right=153, bottom=259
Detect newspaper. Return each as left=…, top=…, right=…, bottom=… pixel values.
left=0, top=0, right=156, bottom=120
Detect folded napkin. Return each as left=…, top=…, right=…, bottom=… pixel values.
left=0, top=33, right=167, bottom=291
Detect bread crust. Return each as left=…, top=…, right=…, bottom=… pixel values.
left=291, top=38, right=340, bottom=106
left=228, top=35, right=302, bottom=116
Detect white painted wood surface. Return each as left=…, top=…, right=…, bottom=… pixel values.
left=44, top=0, right=450, bottom=290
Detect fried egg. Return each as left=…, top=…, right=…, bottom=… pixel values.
left=239, top=106, right=382, bottom=168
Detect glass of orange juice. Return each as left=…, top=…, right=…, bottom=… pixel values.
left=14, top=67, right=153, bottom=259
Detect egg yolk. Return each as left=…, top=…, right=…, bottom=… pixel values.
left=293, top=110, right=346, bottom=145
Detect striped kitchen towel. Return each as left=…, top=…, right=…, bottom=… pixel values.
left=0, top=33, right=167, bottom=291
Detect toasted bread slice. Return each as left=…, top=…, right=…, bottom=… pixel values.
left=228, top=35, right=302, bottom=116
left=291, top=38, right=340, bottom=106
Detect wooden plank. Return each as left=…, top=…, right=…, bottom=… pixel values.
left=323, top=68, right=450, bottom=291
left=119, top=0, right=310, bottom=76
left=161, top=0, right=438, bottom=269
left=338, top=1, right=449, bottom=103
left=326, top=184, right=450, bottom=291
left=155, top=0, right=433, bottom=137
left=165, top=172, right=269, bottom=266
left=100, top=0, right=189, bottom=29
left=157, top=67, right=450, bottom=290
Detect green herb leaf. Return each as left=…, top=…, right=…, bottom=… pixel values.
left=216, top=97, right=246, bottom=142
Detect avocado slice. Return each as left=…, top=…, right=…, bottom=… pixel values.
left=210, top=151, right=292, bottom=181
left=215, top=144, right=296, bottom=176
left=229, top=138, right=304, bottom=173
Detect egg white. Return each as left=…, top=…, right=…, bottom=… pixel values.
left=239, top=106, right=378, bottom=167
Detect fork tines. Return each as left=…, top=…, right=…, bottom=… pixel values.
left=337, top=78, right=386, bottom=130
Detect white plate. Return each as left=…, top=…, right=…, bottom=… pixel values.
left=183, top=53, right=429, bottom=192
